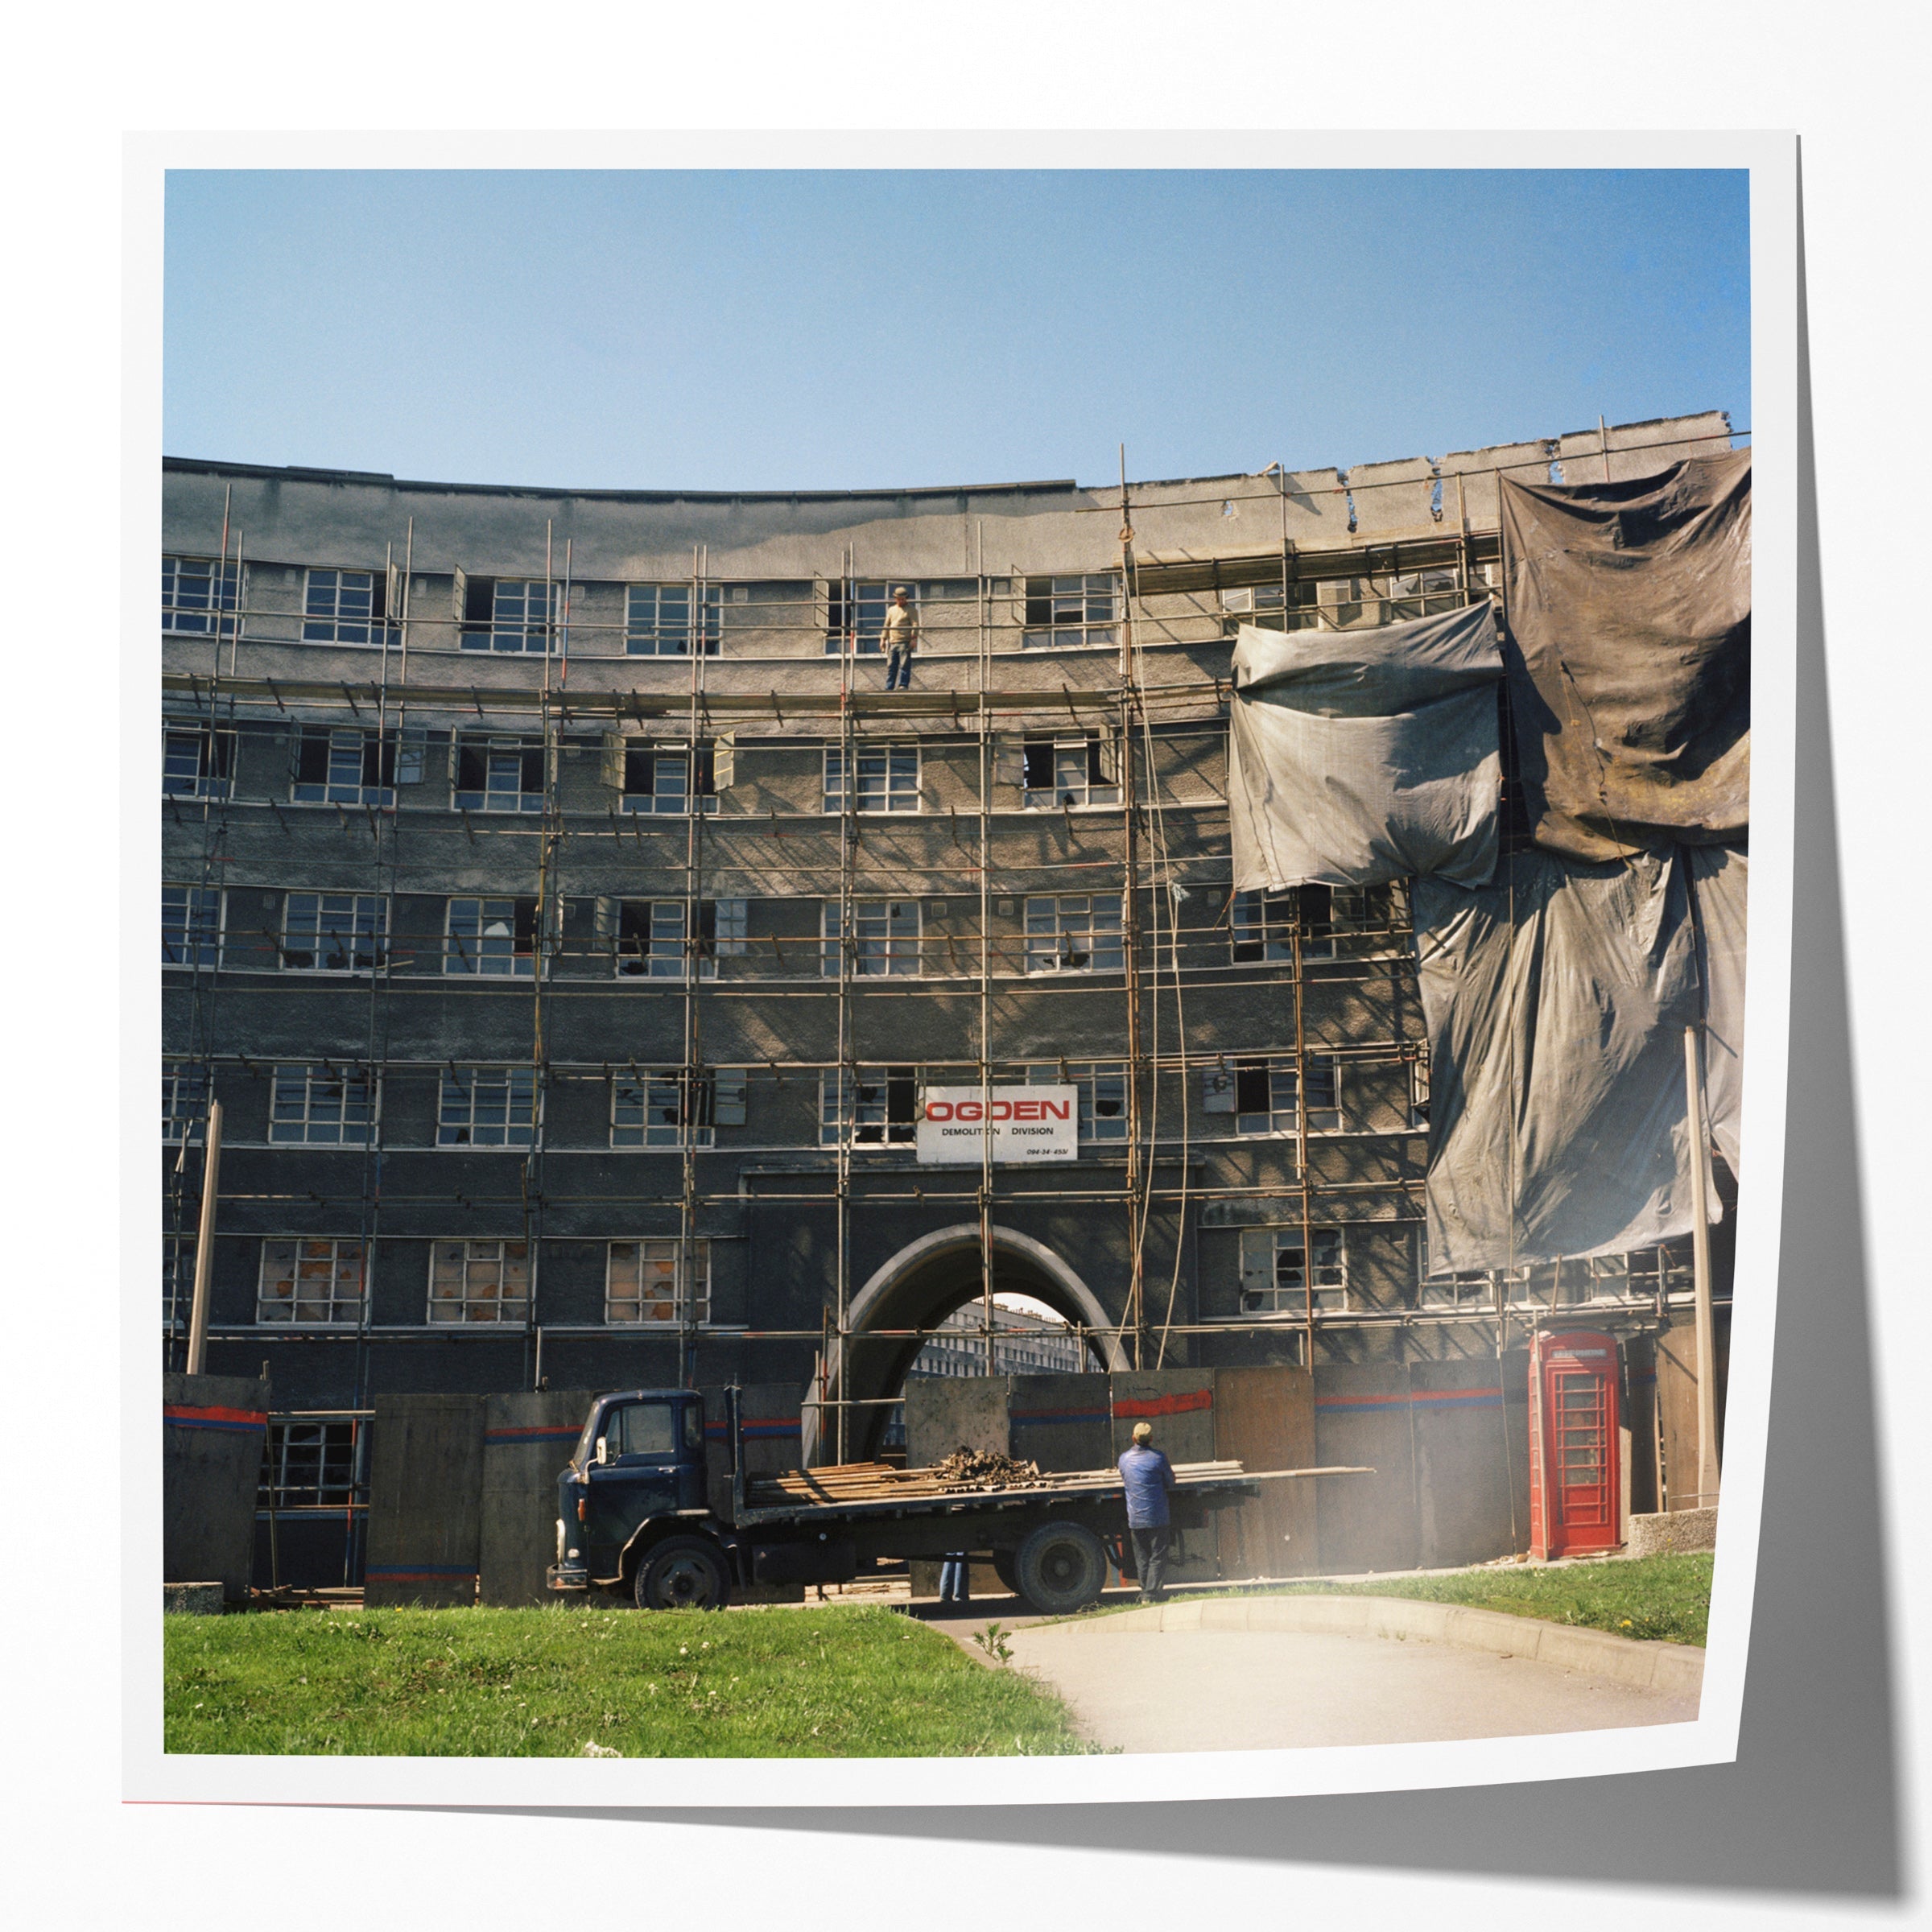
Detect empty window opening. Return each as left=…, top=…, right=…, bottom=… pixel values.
left=821, top=1066, right=919, bottom=1146
left=292, top=725, right=408, bottom=805
left=1233, top=1055, right=1340, bottom=1137
left=622, top=741, right=719, bottom=815
left=1021, top=734, right=1120, bottom=810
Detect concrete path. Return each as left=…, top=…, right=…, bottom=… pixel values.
left=999, top=1599, right=1702, bottom=1753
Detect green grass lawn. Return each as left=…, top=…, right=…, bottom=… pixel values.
left=164, top=1602, right=1096, bottom=1758
left=1090, top=1552, right=1715, bottom=1646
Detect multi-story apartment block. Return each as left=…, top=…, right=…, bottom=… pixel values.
left=162, top=411, right=1740, bottom=1468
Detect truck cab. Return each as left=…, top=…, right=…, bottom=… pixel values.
left=548, top=1389, right=724, bottom=1607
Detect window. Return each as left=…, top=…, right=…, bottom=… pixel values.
left=1232, top=884, right=1389, bottom=963
left=162, top=885, right=221, bottom=968
left=1026, top=1062, right=1127, bottom=1141
left=824, top=743, right=919, bottom=814
left=1020, top=735, right=1119, bottom=809
left=303, top=568, right=397, bottom=647
left=163, top=1241, right=190, bottom=1327
left=1409, top=1055, right=1430, bottom=1130
left=1023, top=572, right=1118, bottom=650
left=621, top=741, right=719, bottom=815
left=1233, top=1055, right=1340, bottom=1137
left=1024, top=895, right=1123, bottom=974
left=821, top=1066, right=918, bottom=1146
left=1239, top=1225, right=1346, bottom=1315
left=612, top=1072, right=716, bottom=1148
left=260, top=1419, right=361, bottom=1508
left=162, top=724, right=234, bottom=799
left=822, top=900, right=920, bottom=977
left=258, top=1238, right=366, bottom=1325
left=825, top=581, right=912, bottom=657
left=445, top=897, right=538, bottom=977
left=437, top=1067, right=539, bottom=1148
left=460, top=578, right=557, bottom=653
left=626, top=584, right=721, bottom=656
left=163, top=1062, right=208, bottom=1144
left=269, top=1064, right=378, bottom=1145
left=282, top=893, right=386, bottom=973
left=606, top=1239, right=711, bottom=1325
left=617, top=901, right=688, bottom=980
left=454, top=737, right=544, bottom=813
left=161, top=555, right=242, bottom=636
left=427, top=1239, right=530, bottom=1322
left=291, top=725, right=419, bottom=804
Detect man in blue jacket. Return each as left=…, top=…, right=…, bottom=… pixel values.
left=1118, top=1420, right=1177, bottom=1603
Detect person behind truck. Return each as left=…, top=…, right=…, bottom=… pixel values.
left=939, top=1552, right=969, bottom=1604
left=1118, top=1419, right=1177, bottom=1603
left=881, top=584, right=919, bottom=689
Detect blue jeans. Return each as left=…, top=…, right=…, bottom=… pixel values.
left=886, top=645, right=914, bottom=690
left=939, top=1555, right=969, bottom=1602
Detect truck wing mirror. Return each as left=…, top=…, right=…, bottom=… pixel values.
left=593, top=1435, right=609, bottom=1466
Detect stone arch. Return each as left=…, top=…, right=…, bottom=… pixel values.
left=801, top=1223, right=1125, bottom=1464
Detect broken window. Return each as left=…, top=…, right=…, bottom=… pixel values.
left=625, top=584, right=721, bottom=657
left=1239, top=1226, right=1345, bottom=1315
left=460, top=577, right=557, bottom=653
left=258, top=1238, right=368, bottom=1326
left=162, top=724, right=234, bottom=799
left=161, top=555, right=242, bottom=637
left=612, top=1072, right=715, bottom=1148
left=162, top=1061, right=208, bottom=1146
left=1020, top=734, right=1120, bottom=810
left=268, top=1063, right=378, bottom=1145
left=444, top=897, right=538, bottom=977
left=259, top=1418, right=361, bottom=1507
left=605, top=1239, right=710, bottom=1326
left=303, top=568, right=397, bottom=647
left=427, top=1238, right=530, bottom=1322
left=454, top=736, right=544, bottom=812
left=621, top=741, right=720, bottom=815
left=1026, top=1061, right=1128, bottom=1141
left=291, top=724, right=420, bottom=805
left=283, top=892, right=387, bottom=973
left=1022, top=572, right=1119, bottom=650
left=1233, top=1055, right=1340, bottom=1137
left=820, top=1066, right=918, bottom=1146
left=1232, top=883, right=1389, bottom=963
left=617, top=900, right=692, bottom=980
left=1023, top=895, right=1123, bottom=974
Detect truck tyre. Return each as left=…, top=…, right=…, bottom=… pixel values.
left=1013, top=1521, right=1108, bottom=1615
left=992, top=1549, right=1021, bottom=1596
left=634, top=1536, right=729, bottom=1612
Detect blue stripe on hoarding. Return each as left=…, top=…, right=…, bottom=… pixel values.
left=165, top=1415, right=266, bottom=1435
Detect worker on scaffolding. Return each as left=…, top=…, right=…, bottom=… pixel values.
left=881, top=584, right=920, bottom=689
left=1119, top=1420, right=1177, bottom=1603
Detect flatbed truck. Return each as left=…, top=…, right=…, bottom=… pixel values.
left=547, top=1386, right=1364, bottom=1615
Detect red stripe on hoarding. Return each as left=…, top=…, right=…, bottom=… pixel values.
left=163, top=1404, right=267, bottom=1428
left=1111, top=1389, right=1212, bottom=1419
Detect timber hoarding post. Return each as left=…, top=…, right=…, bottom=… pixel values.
left=185, top=1098, right=223, bottom=1376
left=1685, top=1024, right=1721, bottom=1509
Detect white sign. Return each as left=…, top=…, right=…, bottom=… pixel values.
left=915, top=1085, right=1078, bottom=1165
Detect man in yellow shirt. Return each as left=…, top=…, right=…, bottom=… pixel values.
left=881, top=585, right=920, bottom=689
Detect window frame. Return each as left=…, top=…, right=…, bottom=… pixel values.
left=427, top=1238, right=531, bottom=1323
left=1026, top=1061, right=1128, bottom=1141
left=1023, top=894, right=1124, bottom=976
left=821, top=899, right=921, bottom=978
left=257, top=1236, right=368, bottom=1327
left=1232, top=1055, right=1341, bottom=1137
left=820, top=1065, right=919, bottom=1147
left=605, top=1237, right=712, bottom=1326
left=301, top=567, right=398, bottom=648
left=162, top=884, right=223, bottom=969
left=823, top=743, right=920, bottom=815
left=1019, top=733, right=1120, bottom=811
left=460, top=578, right=559, bottom=654
left=453, top=735, right=546, bottom=814
left=1238, top=1224, right=1347, bottom=1316
left=280, top=892, right=388, bottom=975
left=625, top=583, right=722, bottom=657
left=161, top=555, right=242, bottom=638
left=291, top=724, right=402, bottom=807
left=621, top=741, right=720, bottom=815
left=1022, top=572, right=1120, bottom=651
left=436, top=1065, right=539, bottom=1150
left=611, top=1070, right=716, bottom=1149
left=444, top=896, right=539, bottom=978
left=162, top=723, right=235, bottom=800
left=267, top=1063, right=380, bottom=1146
left=162, top=1061, right=208, bottom=1146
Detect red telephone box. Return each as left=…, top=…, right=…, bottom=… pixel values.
left=1528, top=1330, right=1622, bottom=1558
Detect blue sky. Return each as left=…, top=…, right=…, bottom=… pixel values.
left=164, top=169, right=1748, bottom=491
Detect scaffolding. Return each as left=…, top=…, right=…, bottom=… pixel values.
left=160, top=419, right=1743, bottom=1451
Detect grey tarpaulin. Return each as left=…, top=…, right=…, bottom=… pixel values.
left=1500, top=449, right=1751, bottom=861
left=1414, top=848, right=1723, bottom=1274
left=1227, top=604, right=1504, bottom=891
left=1690, top=843, right=1748, bottom=1174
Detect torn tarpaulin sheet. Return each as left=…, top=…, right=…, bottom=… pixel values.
left=1500, top=448, right=1751, bottom=861
left=1414, top=848, right=1721, bottom=1274
left=1227, top=603, right=1504, bottom=891
left=1690, top=842, right=1748, bottom=1174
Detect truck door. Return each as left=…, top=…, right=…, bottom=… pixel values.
left=584, top=1399, right=684, bottom=1572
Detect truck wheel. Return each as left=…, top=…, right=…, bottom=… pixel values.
left=992, top=1549, right=1021, bottom=1596
left=634, top=1536, right=729, bottom=1612
left=1014, top=1521, right=1108, bottom=1615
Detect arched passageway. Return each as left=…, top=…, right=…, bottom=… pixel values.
left=801, top=1224, right=1126, bottom=1464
